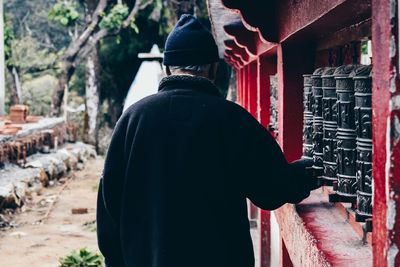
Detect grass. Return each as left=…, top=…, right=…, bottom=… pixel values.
left=59, top=248, right=103, bottom=267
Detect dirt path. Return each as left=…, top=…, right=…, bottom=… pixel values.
left=0, top=157, right=104, bottom=267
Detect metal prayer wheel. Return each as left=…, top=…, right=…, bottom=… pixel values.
left=303, top=112, right=314, bottom=159
left=302, top=74, right=313, bottom=159
left=353, top=65, right=373, bottom=221
left=311, top=68, right=325, bottom=178
left=336, top=130, right=357, bottom=198
left=334, top=64, right=359, bottom=202
left=356, top=139, right=373, bottom=220
left=322, top=67, right=338, bottom=185
left=303, top=74, right=313, bottom=113
left=354, top=65, right=373, bottom=140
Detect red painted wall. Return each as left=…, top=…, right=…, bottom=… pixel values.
left=223, top=0, right=400, bottom=266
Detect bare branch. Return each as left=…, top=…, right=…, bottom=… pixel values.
left=76, top=28, right=114, bottom=62
left=139, top=0, right=153, bottom=10
left=62, top=0, right=109, bottom=61
left=122, top=0, right=152, bottom=28
left=77, top=0, right=152, bottom=62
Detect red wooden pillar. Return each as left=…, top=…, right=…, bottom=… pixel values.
left=259, top=210, right=271, bottom=267
left=257, top=55, right=277, bottom=267
left=372, top=0, right=400, bottom=265
left=244, top=64, right=250, bottom=109
left=239, top=68, right=245, bottom=106
left=280, top=238, right=294, bottom=267
left=257, top=56, right=277, bottom=127
left=277, top=43, right=315, bottom=162
left=241, top=66, right=246, bottom=108
left=241, top=62, right=259, bottom=220
left=237, top=68, right=242, bottom=105
left=249, top=61, right=258, bottom=119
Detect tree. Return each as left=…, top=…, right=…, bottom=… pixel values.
left=4, top=21, right=22, bottom=105
left=49, top=0, right=152, bottom=116
left=0, top=0, right=5, bottom=114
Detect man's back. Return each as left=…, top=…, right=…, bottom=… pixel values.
left=97, top=76, right=313, bottom=267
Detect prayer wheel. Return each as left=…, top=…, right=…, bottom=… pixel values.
left=311, top=68, right=325, bottom=180
left=354, top=65, right=373, bottom=221
left=302, top=74, right=313, bottom=159
left=322, top=67, right=338, bottom=185
left=334, top=64, right=359, bottom=202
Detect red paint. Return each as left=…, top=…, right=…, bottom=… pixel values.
left=224, top=39, right=253, bottom=64
left=255, top=40, right=277, bottom=59
left=320, top=186, right=372, bottom=244
left=292, top=191, right=372, bottom=266
left=244, top=65, right=249, bottom=109
left=221, top=0, right=278, bottom=42
left=259, top=209, right=271, bottom=267
left=281, top=238, right=294, bottom=267
left=219, top=0, right=400, bottom=266
left=257, top=56, right=277, bottom=127
left=240, top=68, right=244, bottom=106
left=371, top=0, right=400, bottom=266
left=225, top=50, right=245, bottom=67
left=274, top=203, right=332, bottom=267
left=256, top=56, right=276, bottom=267
left=278, top=0, right=371, bottom=43
left=224, top=22, right=258, bottom=56
left=249, top=61, right=258, bottom=118
left=236, top=68, right=242, bottom=105
left=277, top=43, right=315, bottom=162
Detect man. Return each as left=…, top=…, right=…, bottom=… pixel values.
left=97, top=14, right=317, bottom=267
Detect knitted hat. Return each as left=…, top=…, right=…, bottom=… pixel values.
left=163, top=14, right=220, bottom=66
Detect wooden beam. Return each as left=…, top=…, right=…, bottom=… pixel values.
left=277, top=0, right=371, bottom=43
left=316, top=19, right=371, bottom=51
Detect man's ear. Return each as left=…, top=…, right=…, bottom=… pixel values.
left=208, top=62, right=219, bottom=81
left=166, top=66, right=172, bottom=76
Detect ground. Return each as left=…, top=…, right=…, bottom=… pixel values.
left=0, top=158, right=103, bottom=267
left=0, top=157, right=260, bottom=267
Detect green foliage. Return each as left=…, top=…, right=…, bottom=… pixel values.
left=22, top=74, right=57, bottom=116
left=99, top=4, right=130, bottom=31
left=12, top=36, right=58, bottom=77
left=5, top=0, right=77, bottom=51
left=4, top=23, right=15, bottom=66
left=49, top=1, right=80, bottom=27
left=361, top=40, right=369, bottom=55
left=59, top=248, right=103, bottom=267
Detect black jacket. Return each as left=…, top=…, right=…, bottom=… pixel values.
left=97, top=75, right=315, bottom=267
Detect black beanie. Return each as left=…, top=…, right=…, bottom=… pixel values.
left=163, top=14, right=220, bottom=66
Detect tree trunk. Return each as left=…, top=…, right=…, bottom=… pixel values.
left=84, top=48, right=100, bottom=148
left=0, top=0, right=5, bottom=115
left=50, top=0, right=148, bottom=116
left=51, top=60, right=74, bottom=116
left=7, top=65, right=21, bottom=105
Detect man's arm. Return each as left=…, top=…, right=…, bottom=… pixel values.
left=235, top=111, right=317, bottom=210
left=97, top=116, right=128, bottom=267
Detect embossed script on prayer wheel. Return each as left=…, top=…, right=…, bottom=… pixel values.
left=353, top=65, right=373, bottom=221
left=302, top=74, right=313, bottom=159
left=354, top=65, right=372, bottom=140
left=321, top=67, right=338, bottom=185
left=311, top=68, right=325, bottom=179
left=334, top=64, right=359, bottom=202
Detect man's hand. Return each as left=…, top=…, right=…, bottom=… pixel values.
left=290, top=158, right=321, bottom=191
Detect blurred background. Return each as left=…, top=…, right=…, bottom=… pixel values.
left=3, top=0, right=228, bottom=154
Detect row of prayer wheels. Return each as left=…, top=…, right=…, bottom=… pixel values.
left=302, top=64, right=372, bottom=222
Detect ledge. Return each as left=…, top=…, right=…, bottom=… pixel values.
left=274, top=189, right=372, bottom=266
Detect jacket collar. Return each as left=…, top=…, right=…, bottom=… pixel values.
left=158, top=75, right=222, bottom=97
